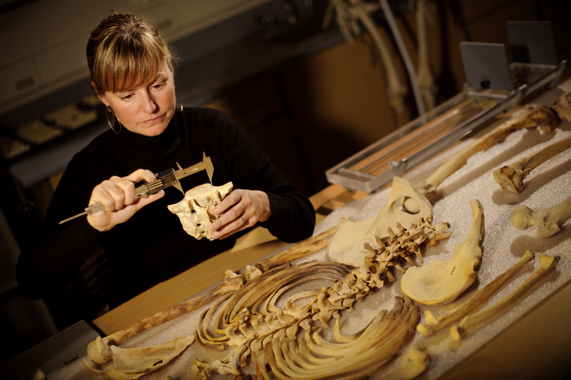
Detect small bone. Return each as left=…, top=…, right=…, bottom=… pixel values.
left=450, top=254, right=559, bottom=340
left=493, top=135, right=571, bottom=193
left=417, top=250, right=534, bottom=336
left=551, top=91, right=571, bottom=122
left=415, top=105, right=557, bottom=197
left=380, top=345, right=430, bottom=380
left=510, top=195, right=571, bottom=237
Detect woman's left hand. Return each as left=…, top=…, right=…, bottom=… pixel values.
left=209, top=189, right=271, bottom=240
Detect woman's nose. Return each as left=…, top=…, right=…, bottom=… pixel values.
left=141, top=91, right=157, bottom=113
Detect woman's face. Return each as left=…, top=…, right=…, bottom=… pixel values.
left=97, top=60, right=176, bottom=137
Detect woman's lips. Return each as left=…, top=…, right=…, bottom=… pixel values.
left=143, top=114, right=164, bottom=124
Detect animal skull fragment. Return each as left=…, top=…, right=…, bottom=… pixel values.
left=168, top=182, right=233, bottom=240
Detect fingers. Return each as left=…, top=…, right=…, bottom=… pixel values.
left=87, top=169, right=160, bottom=231
left=210, top=190, right=271, bottom=240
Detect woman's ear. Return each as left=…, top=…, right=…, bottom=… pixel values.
left=91, top=81, right=109, bottom=106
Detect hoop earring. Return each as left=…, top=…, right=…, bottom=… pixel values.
left=106, top=106, right=122, bottom=134
left=176, top=92, right=184, bottom=112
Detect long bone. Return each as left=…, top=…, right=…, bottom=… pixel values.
left=511, top=194, right=571, bottom=237
left=493, top=135, right=571, bottom=193
left=416, top=250, right=534, bottom=336
left=413, top=105, right=557, bottom=198
left=86, top=270, right=245, bottom=365
left=450, top=254, right=559, bottom=340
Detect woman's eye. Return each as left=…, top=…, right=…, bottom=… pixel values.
left=121, top=94, right=133, bottom=100
left=152, top=81, right=166, bottom=90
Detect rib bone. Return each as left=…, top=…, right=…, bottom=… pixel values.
left=450, top=254, right=559, bottom=340
left=415, top=105, right=557, bottom=197
left=255, top=225, right=338, bottom=272
left=417, top=250, right=534, bottom=336
left=510, top=195, right=571, bottom=238
left=493, top=135, right=571, bottom=193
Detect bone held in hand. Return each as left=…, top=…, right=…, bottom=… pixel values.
left=511, top=195, right=571, bottom=238
left=415, top=105, right=557, bottom=197
left=493, top=135, right=571, bottom=193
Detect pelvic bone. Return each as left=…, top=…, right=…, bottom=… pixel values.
left=168, top=182, right=233, bottom=240
left=327, top=176, right=433, bottom=267
left=401, top=199, right=484, bottom=306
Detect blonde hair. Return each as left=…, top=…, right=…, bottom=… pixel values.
left=87, top=13, right=173, bottom=94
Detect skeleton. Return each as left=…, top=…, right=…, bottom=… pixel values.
left=327, top=177, right=433, bottom=267
left=510, top=195, right=571, bottom=238
left=191, top=220, right=450, bottom=378
left=416, top=250, right=534, bottom=337
left=401, top=199, right=484, bottom=305
left=450, top=254, right=559, bottom=340
left=413, top=105, right=557, bottom=199
left=168, top=182, right=233, bottom=240
left=493, top=135, right=571, bottom=193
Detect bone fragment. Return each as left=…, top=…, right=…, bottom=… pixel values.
left=450, top=254, right=559, bottom=340
left=83, top=334, right=194, bottom=379
left=415, top=105, right=557, bottom=197
left=327, top=177, right=432, bottom=267
left=511, top=194, right=571, bottom=238
left=551, top=91, right=571, bottom=122
left=493, top=135, right=571, bottom=193
left=416, top=250, right=534, bottom=336
left=401, top=199, right=484, bottom=305
left=255, top=224, right=339, bottom=272
left=86, top=270, right=244, bottom=365
left=380, top=345, right=430, bottom=380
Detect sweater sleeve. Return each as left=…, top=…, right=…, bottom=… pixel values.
left=204, top=108, right=316, bottom=243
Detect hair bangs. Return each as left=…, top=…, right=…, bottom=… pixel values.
left=93, top=30, right=166, bottom=94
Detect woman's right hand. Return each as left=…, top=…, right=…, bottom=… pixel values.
left=87, top=169, right=165, bottom=231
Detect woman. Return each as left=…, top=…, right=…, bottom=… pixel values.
left=16, top=13, right=315, bottom=307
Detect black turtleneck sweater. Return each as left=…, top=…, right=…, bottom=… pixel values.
left=16, top=107, right=315, bottom=306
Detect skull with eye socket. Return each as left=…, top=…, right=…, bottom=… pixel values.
left=168, top=182, right=233, bottom=240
